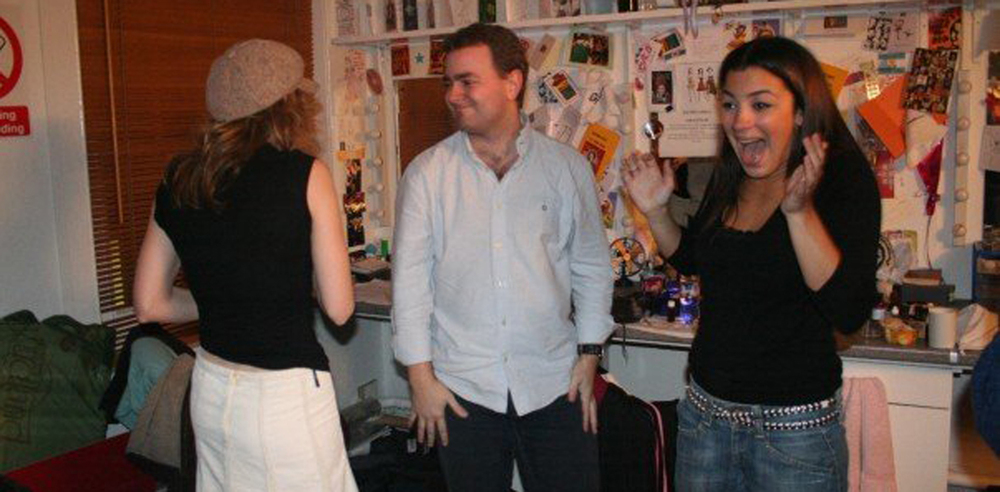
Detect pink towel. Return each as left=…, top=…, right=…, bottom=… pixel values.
left=843, top=377, right=898, bottom=492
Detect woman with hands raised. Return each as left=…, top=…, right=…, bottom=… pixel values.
left=623, top=37, right=880, bottom=492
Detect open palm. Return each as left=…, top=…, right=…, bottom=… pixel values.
left=622, top=152, right=675, bottom=215
left=782, top=133, right=827, bottom=215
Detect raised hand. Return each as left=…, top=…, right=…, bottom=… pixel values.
left=782, top=133, right=828, bottom=215
left=621, top=151, right=675, bottom=215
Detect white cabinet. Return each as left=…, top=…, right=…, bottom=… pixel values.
left=842, top=360, right=954, bottom=492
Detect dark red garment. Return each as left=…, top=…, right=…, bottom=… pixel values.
left=6, top=433, right=156, bottom=492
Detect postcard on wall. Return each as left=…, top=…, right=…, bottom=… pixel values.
left=432, top=0, right=453, bottom=27
left=858, top=75, right=907, bottom=158
left=723, top=20, right=751, bottom=50
left=801, top=15, right=865, bottom=37
left=344, top=159, right=367, bottom=247
left=527, top=34, right=557, bottom=70
left=864, top=13, right=918, bottom=52
left=429, top=37, right=446, bottom=75
left=384, top=0, right=399, bottom=32
left=564, top=30, right=612, bottom=70
left=408, top=42, right=430, bottom=77
left=529, top=104, right=582, bottom=144
left=650, top=29, right=686, bottom=64
left=534, top=75, right=561, bottom=104
left=878, top=52, right=909, bottom=75
left=752, top=18, right=781, bottom=39
left=855, top=115, right=895, bottom=198
left=929, top=7, right=961, bottom=50
left=450, top=0, right=477, bottom=27
left=658, top=62, right=722, bottom=157
left=649, top=70, right=675, bottom=111
left=390, top=42, right=411, bottom=76
left=989, top=51, right=1000, bottom=126
left=403, top=0, right=419, bottom=30
left=903, top=48, right=958, bottom=115
left=550, top=0, right=580, bottom=17
left=685, top=23, right=731, bottom=60
left=544, top=70, right=581, bottom=105
left=981, top=51, right=1000, bottom=171
left=578, top=123, right=621, bottom=181
left=335, top=0, right=358, bottom=36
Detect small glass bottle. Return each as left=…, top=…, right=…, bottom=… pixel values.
left=865, top=306, right=886, bottom=339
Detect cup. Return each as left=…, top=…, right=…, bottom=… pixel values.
left=927, top=306, right=958, bottom=349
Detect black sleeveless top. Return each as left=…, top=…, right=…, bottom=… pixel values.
left=154, top=145, right=328, bottom=370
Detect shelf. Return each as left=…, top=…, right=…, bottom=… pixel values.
left=331, top=0, right=973, bottom=46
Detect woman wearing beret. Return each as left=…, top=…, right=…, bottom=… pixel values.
left=134, top=39, right=358, bottom=492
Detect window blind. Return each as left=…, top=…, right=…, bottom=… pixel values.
left=77, top=0, right=313, bottom=348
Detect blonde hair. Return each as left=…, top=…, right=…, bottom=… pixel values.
left=168, top=88, right=321, bottom=211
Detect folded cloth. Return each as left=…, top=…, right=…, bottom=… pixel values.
left=127, top=353, right=194, bottom=470
left=843, top=377, right=897, bottom=492
left=958, top=303, right=998, bottom=350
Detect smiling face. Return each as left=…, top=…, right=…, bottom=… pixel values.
left=443, top=44, right=522, bottom=136
left=720, top=67, right=803, bottom=183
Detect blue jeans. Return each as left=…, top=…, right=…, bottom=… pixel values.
left=675, top=380, right=847, bottom=492
left=438, top=393, right=599, bottom=492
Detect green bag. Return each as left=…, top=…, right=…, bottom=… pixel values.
left=0, top=310, right=114, bottom=472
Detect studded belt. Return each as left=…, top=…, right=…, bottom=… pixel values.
left=685, top=386, right=839, bottom=431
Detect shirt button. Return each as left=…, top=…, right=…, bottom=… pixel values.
left=494, top=241, right=502, bottom=249
left=496, top=280, right=503, bottom=288
left=501, top=319, right=507, bottom=326
left=503, top=354, right=510, bottom=363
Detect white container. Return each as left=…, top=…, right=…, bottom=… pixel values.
left=927, top=306, right=958, bottom=349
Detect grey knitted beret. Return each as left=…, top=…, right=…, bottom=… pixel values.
left=206, top=39, right=315, bottom=122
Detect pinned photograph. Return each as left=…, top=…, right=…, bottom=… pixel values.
left=929, top=7, right=961, bottom=50
left=988, top=51, right=1000, bottom=125
left=864, top=15, right=894, bottom=51
left=391, top=43, right=410, bottom=76
left=903, top=48, right=959, bottom=114
left=650, top=70, right=674, bottom=111
left=535, top=76, right=560, bottom=104
left=527, top=34, right=557, bottom=70
left=725, top=20, right=750, bottom=50
left=564, top=30, right=612, bottom=69
left=429, top=37, right=446, bottom=75
left=651, top=29, right=686, bottom=62
left=801, top=15, right=863, bottom=37
left=551, top=0, right=581, bottom=17
left=578, top=123, right=621, bottom=180
left=544, top=70, right=581, bottom=105
left=752, top=19, right=780, bottom=39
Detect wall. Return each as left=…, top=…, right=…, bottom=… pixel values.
left=0, top=0, right=98, bottom=322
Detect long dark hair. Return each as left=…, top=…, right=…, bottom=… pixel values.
left=168, top=88, right=320, bottom=211
left=700, top=36, right=865, bottom=230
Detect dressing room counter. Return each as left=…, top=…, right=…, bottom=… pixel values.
left=613, top=318, right=983, bottom=370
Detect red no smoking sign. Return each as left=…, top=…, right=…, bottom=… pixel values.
left=0, top=16, right=23, bottom=99
left=0, top=15, right=27, bottom=137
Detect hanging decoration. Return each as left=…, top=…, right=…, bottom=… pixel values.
left=916, top=139, right=944, bottom=216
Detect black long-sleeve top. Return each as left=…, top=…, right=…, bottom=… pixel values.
left=669, top=148, right=881, bottom=405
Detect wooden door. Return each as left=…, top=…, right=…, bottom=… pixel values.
left=396, top=78, right=456, bottom=174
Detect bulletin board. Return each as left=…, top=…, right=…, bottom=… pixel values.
left=331, top=1, right=999, bottom=289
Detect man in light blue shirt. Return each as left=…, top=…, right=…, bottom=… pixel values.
left=391, top=22, right=613, bottom=492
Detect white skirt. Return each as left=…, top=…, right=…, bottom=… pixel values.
left=190, top=348, right=359, bottom=492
